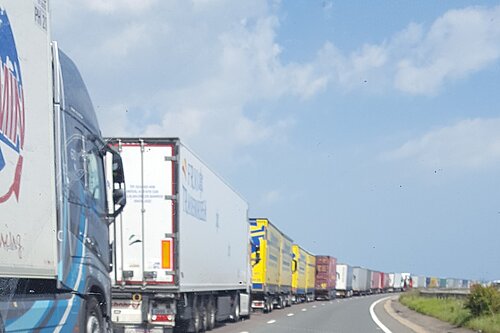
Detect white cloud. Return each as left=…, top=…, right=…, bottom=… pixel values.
left=384, top=118, right=500, bottom=169
left=394, top=6, right=500, bottom=95
left=49, top=1, right=500, bottom=165
left=315, top=5, right=500, bottom=95
left=50, top=0, right=324, bottom=161
left=84, top=0, right=158, bottom=14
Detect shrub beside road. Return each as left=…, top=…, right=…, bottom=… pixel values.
left=400, top=285, right=500, bottom=333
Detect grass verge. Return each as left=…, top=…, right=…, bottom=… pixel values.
left=399, top=291, right=500, bottom=333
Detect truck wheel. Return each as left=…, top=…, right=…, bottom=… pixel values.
left=189, top=306, right=201, bottom=333
left=84, top=297, right=104, bottom=333
left=268, top=298, right=273, bottom=313
left=200, top=303, right=208, bottom=332
left=206, top=300, right=216, bottom=331
left=230, top=294, right=240, bottom=322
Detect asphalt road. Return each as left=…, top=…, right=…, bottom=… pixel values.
left=210, top=294, right=415, bottom=333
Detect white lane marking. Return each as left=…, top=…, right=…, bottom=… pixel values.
left=321, top=303, right=326, bottom=306
left=287, top=313, right=294, bottom=317
left=240, top=331, right=249, bottom=333
left=301, top=308, right=307, bottom=312
left=369, top=296, right=393, bottom=333
left=329, top=301, right=333, bottom=304
left=267, top=319, right=276, bottom=324
left=312, top=305, right=317, bottom=308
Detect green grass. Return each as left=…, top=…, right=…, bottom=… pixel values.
left=399, top=291, right=500, bottom=333
left=467, top=314, right=500, bottom=333
left=399, top=291, right=471, bottom=326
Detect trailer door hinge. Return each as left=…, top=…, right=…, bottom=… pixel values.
left=165, top=156, right=177, bottom=161
left=164, top=195, right=177, bottom=200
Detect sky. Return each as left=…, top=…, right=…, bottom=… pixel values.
left=51, top=0, right=500, bottom=281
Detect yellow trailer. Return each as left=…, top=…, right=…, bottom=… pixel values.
left=305, top=253, right=316, bottom=301
left=428, top=277, right=439, bottom=288
left=292, top=245, right=316, bottom=302
left=250, top=218, right=293, bottom=312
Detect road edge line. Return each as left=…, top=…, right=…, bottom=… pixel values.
left=369, top=296, right=393, bottom=333
left=383, top=296, right=428, bottom=333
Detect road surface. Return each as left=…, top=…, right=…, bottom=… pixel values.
left=211, top=294, right=414, bottom=333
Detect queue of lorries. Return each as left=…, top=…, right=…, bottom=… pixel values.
left=0, top=2, right=473, bottom=332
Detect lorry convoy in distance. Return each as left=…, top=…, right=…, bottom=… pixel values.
left=106, top=138, right=473, bottom=333
left=0, top=1, right=476, bottom=332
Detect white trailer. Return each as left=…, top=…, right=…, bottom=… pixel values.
left=388, top=273, right=403, bottom=292
left=110, top=138, right=251, bottom=333
left=335, top=264, right=353, bottom=297
left=352, top=267, right=370, bottom=296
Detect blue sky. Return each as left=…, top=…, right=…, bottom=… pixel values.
left=52, top=0, right=500, bottom=281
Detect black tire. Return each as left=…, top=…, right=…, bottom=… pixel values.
left=206, top=299, right=216, bottom=331
left=230, top=294, right=240, bottom=322
left=84, top=297, right=104, bottom=333
left=263, top=299, right=269, bottom=313
left=189, top=305, right=201, bottom=333
left=200, top=302, right=208, bottom=332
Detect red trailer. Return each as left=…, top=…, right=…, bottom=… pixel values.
left=383, top=273, right=390, bottom=291
left=371, top=271, right=382, bottom=293
left=314, top=256, right=337, bottom=300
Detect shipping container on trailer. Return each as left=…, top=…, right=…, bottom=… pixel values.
left=335, top=264, right=353, bottom=297
left=352, top=267, right=371, bottom=296
left=439, top=278, right=447, bottom=288
left=110, top=138, right=250, bottom=332
left=314, top=256, right=337, bottom=300
left=250, top=218, right=293, bottom=312
left=0, top=1, right=126, bottom=330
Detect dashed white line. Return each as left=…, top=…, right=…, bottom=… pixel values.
left=369, top=296, right=393, bottom=333
left=312, top=305, right=317, bottom=308
left=287, top=313, right=294, bottom=317
left=301, top=308, right=307, bottom=312
left=321, top=303, right=326, bottom=306
left=267, top=319, right=276, bottom=324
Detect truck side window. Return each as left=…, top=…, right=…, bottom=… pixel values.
left=84, top=141, right=106, bottom=214
left=65, top=127, right=86, bottom=205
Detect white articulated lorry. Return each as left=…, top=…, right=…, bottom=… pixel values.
left=0, top=1, right=126, bottom=331
left=108, top=138, right=251, bottom=333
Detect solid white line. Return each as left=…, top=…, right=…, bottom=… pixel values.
left=369, top=296, right=393, bottom=333
left=267, top=319, right=276, bottom=324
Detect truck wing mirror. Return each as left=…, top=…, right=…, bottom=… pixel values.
left=105, top=145, right=126, bottom=219
left=112, top=152, right=125, bottom=183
